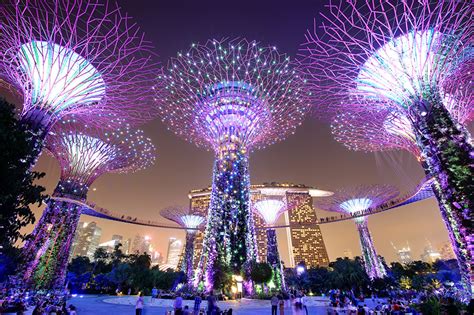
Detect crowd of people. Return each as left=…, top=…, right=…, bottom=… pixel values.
left=0, top=288, right=77, bottom=314
left=145, top=289, right=311, bottom=315
left=326, top=288, right=474, bottom=314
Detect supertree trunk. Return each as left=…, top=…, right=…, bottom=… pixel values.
left=20, top=110, right=52, bottom=169
left=199, top=148, right=255, bottom=291
left=409, top=93, right=473, bottom=299
left=183, top=232, right=196, bottom=283
left=266, top=229, right=279, bottom=266
left=21, top=181, right=85, bottom=289
left=266, top=228, right=284, bottom=290
left=355, top=217, right=386, bottom=279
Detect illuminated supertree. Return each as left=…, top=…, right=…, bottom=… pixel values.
left=300, top=0, right=473, bottom=298
left=157, top=38, right=310, bottom=291
left=21, top=119, right=155, bottom=289
left=160, top=206, right=206, bottom=282
left=254, top=199, right=287, bottom=289
left=0, top=0, right=158, bottom=167
left=315, top=185, right=399, bottom=279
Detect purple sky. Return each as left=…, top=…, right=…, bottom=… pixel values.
left=19, top=0, right=460, bottom=264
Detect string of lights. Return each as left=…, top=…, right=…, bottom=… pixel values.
left=316, top=185, right=399, bottom=279
left=21, top=120, right=155, bottom=289
left=300, top=0, right=473, bottom=299
left=158, top=38, right=310, bottom=291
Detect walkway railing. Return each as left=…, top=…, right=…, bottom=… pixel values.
left=50, top=177, right=434, bottom=230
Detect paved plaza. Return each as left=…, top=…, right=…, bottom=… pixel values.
left=63, top=295, right=330, bottom=314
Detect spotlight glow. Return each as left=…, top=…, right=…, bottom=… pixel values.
left=47, top=119, right=155, bottom=191
left=254, top=199, right=286, bottom=225
left=340, top=198, right=373, bottom=214
left=315, top=185, right=398, bottom=215
left=63, top=135, right=115, bottom=179
left=18, top=41, right=106, bottom=114
left=181, top=215, right=206, bottom=230
left=356, top=30, right=440, bottom=106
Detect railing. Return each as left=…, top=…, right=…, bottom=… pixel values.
left=50, top=177, right=434, bottom=230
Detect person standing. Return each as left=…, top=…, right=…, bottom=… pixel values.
left=193, top=294, right=202, bottom=315
left=206, top=293, right=216, bottom=315
left=151, top=287, right=158, bottom=304
left=271, top=294, right=279, bottom=315
left=174, top=292, right=184, bottom=315
left=135, top=293, right=144, bottom=315
left=301, top=293, right=308, bottom=315
left=279, top=296, right=285, bottom=315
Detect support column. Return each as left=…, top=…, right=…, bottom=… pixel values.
left=355, top=217, right=387, bottom=279
left=267, top=228, right=284, bottom=290
left=183, top=232, right=196, bottom=283
left=198, top=147, right=255, bottom=291
left=21, top=180, right=86, bottom=289
left=409, top=93, right=473, bottom=300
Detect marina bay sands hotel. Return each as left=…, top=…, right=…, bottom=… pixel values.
left=188, top=183, right=332, bottom=269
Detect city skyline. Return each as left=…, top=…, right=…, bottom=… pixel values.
left=14, top=0, right=466, bottom=269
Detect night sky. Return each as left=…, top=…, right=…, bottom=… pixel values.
left=21, top=0, right=457, bottom=265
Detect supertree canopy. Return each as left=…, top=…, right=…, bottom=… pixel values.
left=316, top=185, right=399, bottom=279
left=158, top=38, right=310, bottom=291
left=254, top=199, right=287, bottom=289
left=160, top=206, right=206, bottom=283
left=21, top=119, right=155, bottom=289
left=332, top=94, right=473, bottom=160
left=0, top=0, right=159, bottom=167
left=300, top=0, right=473, bottom=298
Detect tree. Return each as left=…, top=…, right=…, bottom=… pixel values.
left=328, top=257, right=369, bottom=291
left=211, top=260, right=233, bottom=292
left=250, top=262, right=273, bottom=285
left=68, top=256, right=93, bottom=275
left=0, top=98, right=47, bottom=250
left=92, top=247, right=111, bottom=275
left=107, top=263, right=132, bottom=288
left=129, top=252, right=152, bottom=269
left=111, top=243, right=125, bottom=267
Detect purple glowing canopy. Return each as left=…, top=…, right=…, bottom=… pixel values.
left=331, top=94, right=473, bottom=160
left=157, top=38, right=311, bottom=153
left=315, top=185, right=399, bottom=215
left=299, top=0, right=472, bottom=118
left=46, top=118, right=155, bottom=191
left=160, top=205, right=206, bottom=232
left=0, top=0, right=160, bottom=128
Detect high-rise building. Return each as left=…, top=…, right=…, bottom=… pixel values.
left=421, top=244, right=441, bottom=263
left=98, top=235, right=124, bottom=254
left=166, top=237, right=183, bottom=269
left=284, top=188, right=329, bottom=268
left=112, top=234, right=123, bottom=244
left=122, top=238, right=131, bottom=255
left=189, top=182, right=331, bottom=269
left=438, top=242, right=456, bottom=260
left=151, top=250, right=163, bottom=266
left=343, top=249, right=353, bottom=259
left=131, top=235, right=152, bottom=255
left=188, top=190, right=211, bottom=270
left=72, top=221, right=102, bottom=260
left=393, top=243, right=412, bottom=265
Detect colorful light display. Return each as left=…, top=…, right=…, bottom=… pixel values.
left=316, top=185, right=399, bottom=279
left=300, top=0, right=473, bottom=299
left=254, top=199, right=287, bottom=289
left=157, top=38, right=310, bottom=291
left=1, top=0, right=158, bottom=167
left=160, top=206, right=206, bottom=283
left=21, top=119, right=155, bottom=289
